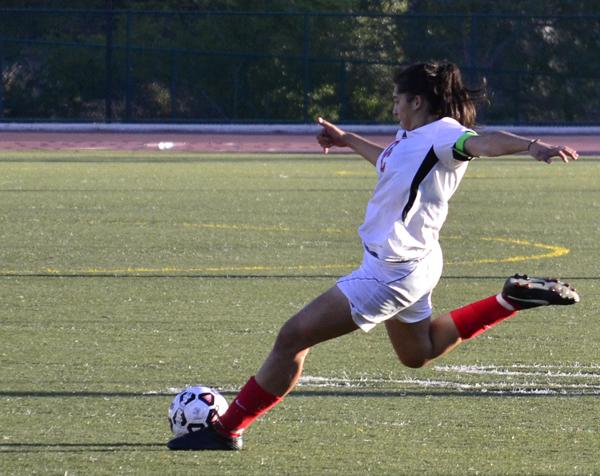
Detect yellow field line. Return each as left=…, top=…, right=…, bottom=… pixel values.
left=451, top=237, right=570, bottom=265
left=3, top=263, right=353, bottom=275
left=182, top=222, right=346, bottom=234
left=0, top=236, right=570, bottom=275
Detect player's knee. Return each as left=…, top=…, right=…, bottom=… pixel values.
left=400, top=356, right=428, bottom=369
left=396, top=350, right=431, bottom=369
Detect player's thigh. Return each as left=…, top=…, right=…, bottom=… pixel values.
left=277, top=285, right=358, bottom=351
left=384, top=317, right=433, bottom=367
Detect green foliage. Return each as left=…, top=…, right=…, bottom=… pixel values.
left=0, top=3, right=599, bottom=123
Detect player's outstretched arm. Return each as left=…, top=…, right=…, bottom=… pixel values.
left=464, top=131, right=579, bottom=164
left=316, top=117, right=385, bottom=166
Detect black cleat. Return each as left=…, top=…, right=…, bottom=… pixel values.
left=167, top=426, right=243, bottom=451
left=502, top=274, right=580, bottom=309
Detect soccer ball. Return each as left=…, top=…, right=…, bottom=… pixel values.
left=168, top=386, right=229, bottom=437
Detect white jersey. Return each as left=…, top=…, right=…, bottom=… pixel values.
left=358, top=117, right=477, bottom=261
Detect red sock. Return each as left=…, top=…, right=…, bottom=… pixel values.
left=216, top=376, right=282, bottom=437
left=450, top=294, right=518, bottom=340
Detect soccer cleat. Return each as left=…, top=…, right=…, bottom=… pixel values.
left=167, top=426, right=243, bottom=451
left=502, top=274, right=580, bottom=309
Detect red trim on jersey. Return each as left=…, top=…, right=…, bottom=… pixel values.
left=379, top=139, right=400, bottom=172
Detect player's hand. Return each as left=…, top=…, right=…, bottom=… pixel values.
left=316, top=117, right=348, bottom=154
left=529, top=140, right=579, bottom=164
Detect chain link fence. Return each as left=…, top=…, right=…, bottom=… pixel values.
left=1, top=8, right=598, bottom=124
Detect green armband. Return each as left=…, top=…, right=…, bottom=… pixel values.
left=453, top=130, right=478, bottom=161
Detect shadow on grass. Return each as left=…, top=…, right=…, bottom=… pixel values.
left=0, top=442, right=165, bottom=453
left=1, top=389, right=598, bottom=399
left=1, top=273, right=598, bottom=279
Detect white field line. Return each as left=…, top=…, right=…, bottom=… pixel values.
left=444, top=363, right=600, bottom=370
left=433, top=364, right=600, bottom=379
left=298, top=363, right=600, bottom=395
left=161, top=364, right=600, bottom=397
left=298, top=376, right=600, bottom=391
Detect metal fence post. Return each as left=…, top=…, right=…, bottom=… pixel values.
left=339, top=61, right=347, bottom=121
left=303, top=13, right=310, bottom=123
left=0, top=46, right=4, bottom=119
left=170, top=50, right=177, bottom=120
left=468, top=15, right=478, bottom=87
left=514, top=72, right=521, bottom=124
left=125, top=10, right=133, bottom=121
left=105, top=0, right=114, bottom=122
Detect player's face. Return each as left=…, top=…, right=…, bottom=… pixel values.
left=393, top=87, right=434, bottom=130
left=392, top=88, right=416, bottom=130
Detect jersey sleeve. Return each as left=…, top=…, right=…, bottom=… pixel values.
left=433, top=126, right=478, bottom=169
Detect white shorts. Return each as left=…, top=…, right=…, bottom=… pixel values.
left=337, top=243, right=443, bottom=332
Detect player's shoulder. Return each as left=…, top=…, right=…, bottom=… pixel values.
left=429, top=118, right=477, bottom=152
left=430, top=118, right=478, bottom=165
left=435, top=117, right=475, bottom=135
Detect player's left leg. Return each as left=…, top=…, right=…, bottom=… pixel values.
left=254, top=285, right=358, bottom=396
left=167, top=285, right=358, bottom=451
left=214, top=285, right=358, bottom=438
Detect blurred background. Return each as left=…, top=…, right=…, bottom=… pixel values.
left=1, top=0, right=598, bottom=125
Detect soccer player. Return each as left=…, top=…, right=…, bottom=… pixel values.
left=168, top=61, right=580, bottom=451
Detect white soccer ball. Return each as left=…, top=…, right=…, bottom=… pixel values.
left=168, top=386, right=229, bottom=437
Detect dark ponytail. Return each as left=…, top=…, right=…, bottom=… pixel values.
left=393, top=61, right=486, bottom=128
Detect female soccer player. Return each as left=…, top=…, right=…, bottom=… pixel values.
left=168, top=61, right=580, bottom=451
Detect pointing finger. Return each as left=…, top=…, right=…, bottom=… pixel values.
left=317, top=117, right=334, bottom=130
left=567, top=148, right=579, bottom=160
left=558, top=150, right=569, bottom=163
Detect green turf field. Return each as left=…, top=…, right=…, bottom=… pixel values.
left=1, top=150, right=598, bottom=475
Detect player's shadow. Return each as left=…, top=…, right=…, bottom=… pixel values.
left=0, top=389, right=596, bottom=399
left=0, top=442, right=165, bottom=453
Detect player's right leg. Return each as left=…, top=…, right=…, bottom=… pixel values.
left=167, top=285, right=358, bottom=451
left=449, top=274, right=579, bottom=340
left=385, top=274, right=580, bottom=369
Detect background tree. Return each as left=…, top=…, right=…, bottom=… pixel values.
left=0, top=1, right=598, bottom=124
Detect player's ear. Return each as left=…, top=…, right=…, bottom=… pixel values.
left=412, top=95, right=425, bottom=111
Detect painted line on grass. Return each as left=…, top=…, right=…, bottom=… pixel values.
left=298, top=363, right=600, bottom=395
left=298, top=377, right=600, bottom=395
left=434, top=364, right=600, bottom=379
left=0, top=263, right=352, bottom=276
left=0, top=225, right=570, bottom=276
left=451, top=237, right=570, bottom=264
left=181, top=227, right=570, bottom=265
left=182, top=222, right=346, bottom=234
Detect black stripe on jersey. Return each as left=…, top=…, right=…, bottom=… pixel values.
left=401, top=146, right=439, bottom=222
